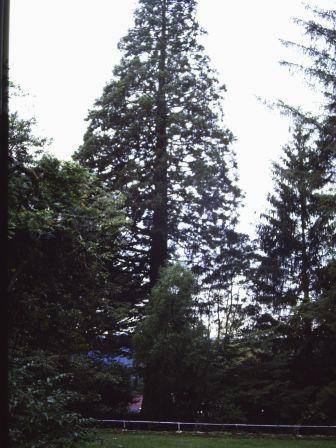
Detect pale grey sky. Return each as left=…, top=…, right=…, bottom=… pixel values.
left=9, top=0, right=333, bottom=234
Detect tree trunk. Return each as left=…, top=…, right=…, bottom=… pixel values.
left=298, top=150, right=310, bottom=306
left=150, top=0, right=168, bottom=287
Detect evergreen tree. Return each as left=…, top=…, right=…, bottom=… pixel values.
left=250, top=119, right=335, bottom=423
left=74, top=0, right=241, bottom=291
left=280, top=5, right=336, bottom=178
left=236, top=6, right=336, bottom=424
left=254, top=122, right=332, bottom=317
left=254, top=4, right=336, bottom=422
left=133, top=264, right=209, bottom=419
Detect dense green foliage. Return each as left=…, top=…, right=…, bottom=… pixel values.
left=9, top=351, right=91, bottom=448
left=134, top=265, right=210, bottom=419
left=8, top=104, right=134, bottom=446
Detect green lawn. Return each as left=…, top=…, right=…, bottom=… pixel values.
left=87, top=430, right=336, bottom=448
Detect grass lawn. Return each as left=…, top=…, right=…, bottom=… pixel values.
left=86, top=430, right=336, bottom=448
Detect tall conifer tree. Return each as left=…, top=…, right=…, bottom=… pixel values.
left=271, top=5, right=336, bottom=421
left=250, top=119, right=335, bottom=422
left=281, top=5, right=336, bottom=178
left=75, top=0, right=241, bottom=291
left=241, top=5, right=336, bottom=424
left=253, top=121, right=333, bottom=323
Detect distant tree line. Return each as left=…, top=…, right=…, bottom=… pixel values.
left=8, top=1, right=335, bottom=446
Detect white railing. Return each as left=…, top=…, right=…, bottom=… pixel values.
left=98, top=419, right=336, bottom=435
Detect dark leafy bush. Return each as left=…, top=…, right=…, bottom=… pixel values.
left=9, top=351, right=95, bottom=448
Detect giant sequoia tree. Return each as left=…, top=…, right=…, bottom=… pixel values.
left=75, top=0, right=241, bottom=290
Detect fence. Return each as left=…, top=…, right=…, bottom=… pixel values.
left=98, top=419, right=336, bottom=436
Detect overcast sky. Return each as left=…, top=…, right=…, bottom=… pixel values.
left=9, top=0, right=333, bottom=234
